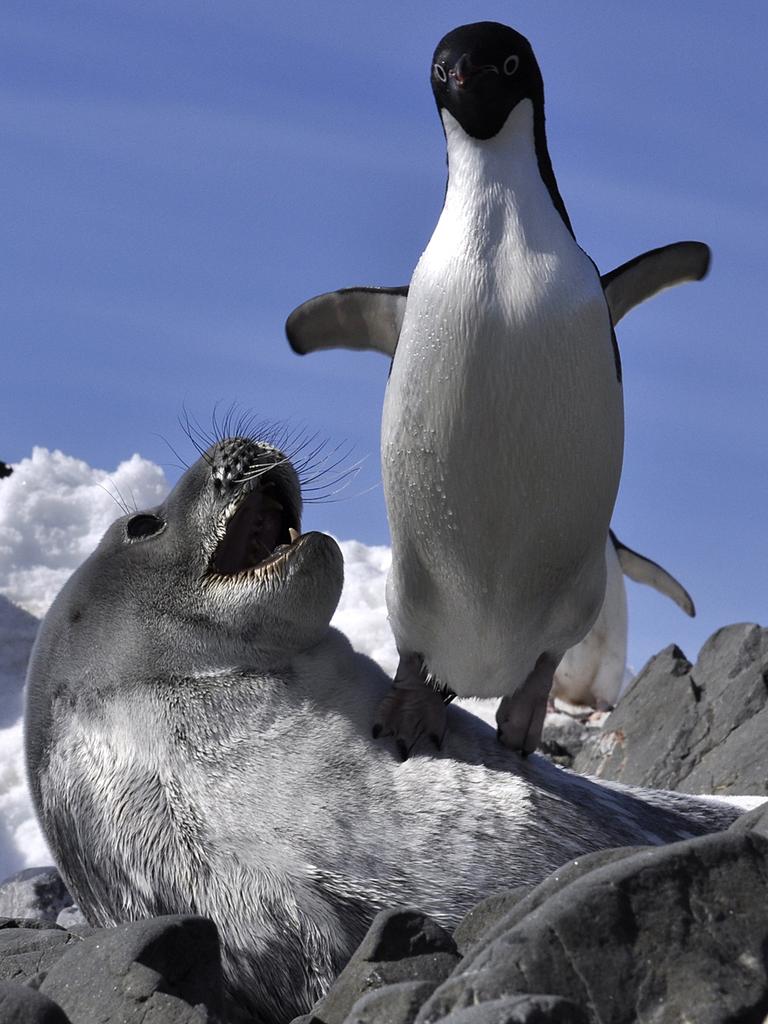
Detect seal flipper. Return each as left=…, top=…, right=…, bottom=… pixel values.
left=286, top=286, right=408, bottom=357
left=610, top=530, right=696, bottom=617
left=601, top=241, right=711, bottom=326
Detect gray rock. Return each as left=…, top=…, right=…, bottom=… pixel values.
left=729, top=800, right=768, bottom=838
left=0, top=918, right=61, bottom=930
left=418, top=830, right=768, bottom=1024
left=459, top=845, right=649, bottom=965
left=0, top=921, right=83, bottom=985
left=429, top=996, right=588, bottom=1024
left=538, top=712, right=590, bottom=768
left=309, top=909, right=460, bottom=1024
left=355, top=908, right=458, bottom=963
left=0, top=868, right=73, bottom=925
left=572, top=624, right=768, bottom=794
left=451, top=888, right=532, bottom=957
left=0, top=979, right=71, bottom=1023
left=343, top=981, right=439, bottom=1024
left=39, top=915, right=222, bottom=1023
left=54, top=907, right=87, bottom=931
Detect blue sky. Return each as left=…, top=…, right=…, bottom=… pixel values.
left=2, top=1, right=766, bottom=672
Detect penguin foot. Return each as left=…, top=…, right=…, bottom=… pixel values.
left=495, top=654, right=558, bottom=754
left=373, top=654, right=449, bottom=759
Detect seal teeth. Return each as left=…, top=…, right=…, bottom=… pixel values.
left=289, top=527, right=300, bottom=543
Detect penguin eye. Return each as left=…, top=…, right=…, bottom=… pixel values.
left=503, top=55, right=520, bottom=76
left=433, top=63, right=447, bottom=83
left=126, top=513, right=165, bottom=541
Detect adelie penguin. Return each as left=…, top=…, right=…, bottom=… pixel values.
left=288, top=22, right=709, bottom=756
left=287, top=248, right=707, bottom=716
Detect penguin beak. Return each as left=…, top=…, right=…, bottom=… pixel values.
left=450, top=54, right=474, bottom=87
left=449, top=53, right=498, bottom=89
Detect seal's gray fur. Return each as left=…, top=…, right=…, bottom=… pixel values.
left=26, top=437, right=740, bottom=1024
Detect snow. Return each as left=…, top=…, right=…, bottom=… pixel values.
left=333, top=539, right=397, bottom=676
left=0, top=449, right=167, bottom=878
left=0, top=447, right=168, bottom=617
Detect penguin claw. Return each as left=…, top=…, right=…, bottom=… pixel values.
left=495, top=655, right=557, bottom=755
left=373, top=672, right=449, bottom=759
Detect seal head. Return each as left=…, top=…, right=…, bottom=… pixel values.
left=25, top=435, right=344, bottom=790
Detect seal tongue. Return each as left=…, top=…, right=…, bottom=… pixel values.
left=213, top=490, right=290, bottom=575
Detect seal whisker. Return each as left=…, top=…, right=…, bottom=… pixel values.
left=279, top=429, right=325, bottom=469
left=178, top=408, right=214, bottom=465
left=98, top=480, right=137, bottom=515
left=291, top=443, right=337, bottom=476
left=298, top=447, right=359, bottom=486
left=287, top=435, right=356, bottom=478
left=304, top=478, right=382, bottom=505
left=300, top=463, right=370, bottom=505
left=302, top=465, right=362, bottom=494
left=235, top=454, right=294, bottom=485
left=295, top=441, right=365, bottom=500
left=156, top=433, right=191, bottom=471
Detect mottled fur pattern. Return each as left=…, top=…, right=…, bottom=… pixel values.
left=27, top=439, right=739, bottom=1024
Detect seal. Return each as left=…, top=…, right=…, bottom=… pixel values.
left=25, top=433, right=742, bottom=1023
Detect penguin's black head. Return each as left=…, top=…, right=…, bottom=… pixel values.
left=431, top=22, right=542, bottom=140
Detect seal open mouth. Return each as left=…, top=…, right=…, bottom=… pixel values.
left=211, top=478, right=302, bottom=578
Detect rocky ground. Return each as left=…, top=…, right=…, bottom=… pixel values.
left=543, top=622, right=768, bottom=795
left=1, top=622, right=766, bottom=1023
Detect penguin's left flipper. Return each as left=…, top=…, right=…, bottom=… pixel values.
left=286, top=286, right=407, bottom=357
left=284, top=240, right=710, bottom=357
left=602, top=241, right=710, bottom=326
left=610, top=531, right=696, bottom=617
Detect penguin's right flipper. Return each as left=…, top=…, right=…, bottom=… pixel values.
left=610, top=531, right=696, bottom=617
left=602, top=241, right=711, bottom=326
left=285, top=286, right=408, bottom=357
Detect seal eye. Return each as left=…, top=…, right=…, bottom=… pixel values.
left=503, top=55, right=519, bottom=76
left=433, top=63, right=447, bottom=83
left=126, top=513, right=165, bottom=541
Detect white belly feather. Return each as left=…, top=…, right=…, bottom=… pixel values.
left=382, top=101, right=624, bottom=697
